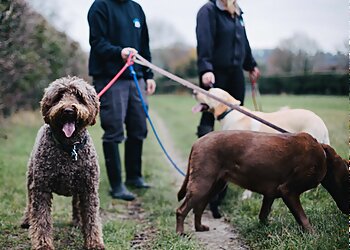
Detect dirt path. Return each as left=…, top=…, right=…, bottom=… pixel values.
left=150, top=111, right=249, bottom=250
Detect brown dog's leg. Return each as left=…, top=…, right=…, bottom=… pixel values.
left=259, top=196, right=275, bottom=224
left=281, top=192, right=314, bottom=233
left=194, top=201, right=209, bottom=232
left=176, top=196, right=193, bottom=235
left=29, top=191, right=54, bottom=250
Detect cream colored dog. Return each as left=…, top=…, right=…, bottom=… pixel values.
left=193, top=88, right=330, bottom=144
left=193, top=88, right=330, bottom=199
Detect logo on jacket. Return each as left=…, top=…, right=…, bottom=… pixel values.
left=133, top=18, right=141, bottom=28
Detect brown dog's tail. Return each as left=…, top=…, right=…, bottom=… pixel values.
left=177, top=148, right=193, bottom=201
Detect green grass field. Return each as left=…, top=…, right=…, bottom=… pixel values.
left=0, top=93, right=347, bottom=249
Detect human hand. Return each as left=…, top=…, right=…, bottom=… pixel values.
left=249, top=67, right=260, bottom=84
left=146, top=79, right=156, bottom=95
left=121, top=47, right=138, bottom=61
left=201, top=72, right=215, bottom=87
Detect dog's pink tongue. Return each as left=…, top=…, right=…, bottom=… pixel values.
left=62, top=122, right=75, bottom=138
left=192, top=104, right=203, bottom=113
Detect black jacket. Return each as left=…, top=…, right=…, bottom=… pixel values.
left=88, top=0, right=153, bottom=80
left=196, top=0, right=257, bottom=75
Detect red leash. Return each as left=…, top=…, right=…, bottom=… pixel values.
left=97, top=54, right=134, bottom=98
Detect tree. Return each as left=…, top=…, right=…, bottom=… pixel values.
left=267, top=33, right=321, bottom=75
left=0, top=0, right=88, bottom=117
left=267, top=48, right=294, bottom=74
left=148, top=19, right=185, bottom=49
left=278, top=32, right=320, bottom=55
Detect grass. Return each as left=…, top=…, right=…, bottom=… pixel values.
left=0, top=93, right=347, bottom=249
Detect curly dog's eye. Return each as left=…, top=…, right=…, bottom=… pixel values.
left=52, top=92, right=63, bottom=104
left=75, top=92, right=86, bottom=105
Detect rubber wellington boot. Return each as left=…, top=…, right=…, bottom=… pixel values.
left=102, top=141, right=135, bottom=201
left=124, top=138, right=150, bottom=188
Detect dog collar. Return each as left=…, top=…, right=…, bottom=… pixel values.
left=50, top=129, right=87, bottom=161
left=217, top=109, right=233, bottom=121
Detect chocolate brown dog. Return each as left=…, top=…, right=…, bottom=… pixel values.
left=176, top=131, right=348, bottom=234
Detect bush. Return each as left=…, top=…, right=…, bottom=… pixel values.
left=258, top=73, right=347, bottom=95
left=0, top=0, right=88, bottom=117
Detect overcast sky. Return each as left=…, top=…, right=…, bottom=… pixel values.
left=28, top=0, right=348, bottom=53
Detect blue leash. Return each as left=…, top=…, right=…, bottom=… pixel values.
left=128, top=65, right=186, bottom=177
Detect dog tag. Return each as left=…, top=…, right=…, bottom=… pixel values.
left=71, top=145, right=78, bottom=161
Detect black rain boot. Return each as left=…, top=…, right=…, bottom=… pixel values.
left=103, top=141, right=135, bottom=201
left=209, top=197, right=222, bottom=219
left=124, top=138, right=150, bottom=188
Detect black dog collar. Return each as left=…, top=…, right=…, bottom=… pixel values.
left=217, top=109, right=233, bottom=121
left=50, top=129, right=87, bottom=161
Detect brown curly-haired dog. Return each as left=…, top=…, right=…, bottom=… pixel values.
left=20, top=76, right=105, bottom=250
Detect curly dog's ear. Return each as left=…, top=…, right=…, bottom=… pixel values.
left=40, top=80, right=62, bottom=124
left=40, top=97, right=50, bottom=124
left=81, top=82, right=100, bottom=126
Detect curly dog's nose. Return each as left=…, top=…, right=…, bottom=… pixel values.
left=63, top=108, right=74, bottom=115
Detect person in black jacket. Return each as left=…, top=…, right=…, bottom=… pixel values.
left=88, top=0, right=156, bottom=201
left=196, top=0, right=260, bottom=217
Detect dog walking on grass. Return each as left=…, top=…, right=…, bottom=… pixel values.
left=176, top=131, right=348, bottom=235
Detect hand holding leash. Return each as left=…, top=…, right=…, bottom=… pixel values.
left=249, top=67, right=260, bottom=84
left=121, top=47, right=138, bottom=62
left=202, top=72, right=215, bottom=88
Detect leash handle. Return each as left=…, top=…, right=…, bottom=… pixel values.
left=251, top=80, right=259, bottom=111
left=251, top=80, right=263, bottom=112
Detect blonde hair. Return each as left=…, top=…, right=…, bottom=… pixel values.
left=223, top=0, right=240, bottom=16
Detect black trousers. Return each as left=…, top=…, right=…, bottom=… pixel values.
left=93, top=77, right=148, bottom=143
left=199, top=66, right=245, bottom=128
left=198, top=67, right=245, bottom=217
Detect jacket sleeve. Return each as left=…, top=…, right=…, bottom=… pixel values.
left=242, top=27, right=257, bottom=71
left=139, top=11, right=154, bottom=80
left=88, top=1, right=122, bottom=60
left=196, top=5, right=216, bottom=75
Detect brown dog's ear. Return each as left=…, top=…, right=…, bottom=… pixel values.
left=321, top=143, right=348, bottom=173
left=321, top=143, right=349, bottom=214
left=321, top=144, right=337, bottom=160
